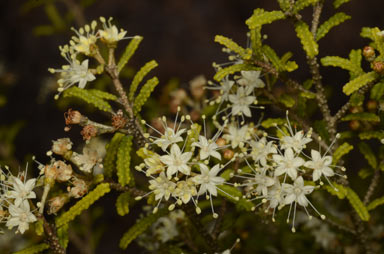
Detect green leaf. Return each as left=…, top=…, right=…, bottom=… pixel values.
left=119, top=208, right=168, bottom=249
left=358, top=143, right=377, bottom=168
left=293, top=0, right=319, bottom=13
left=215, top=35, right=252, bottom=60
left=341, top=112, right=380, bottom=122
left=116, top=192, right=131, bottom=216
left=333, top=0, right=350, bottom=8
left=343, top=72, right=378, bottom=95
left=129, top=60, right=158, bottom=101
left=250, top=26, right=262, bottom=58
left=45, top=3, right=65, bottom=30
left=370, top=81, right=384, bottom=100
left=261, top=118, right=286, bottom=128
left=279, top=94, right=295, bottom=108
left=104, top=133, right=125, bottom=177
left=133, top=77, right=159, bottom=115
left=361, top=27, right=374, bottom=40
left=313, top=120, right=330, bottom=141
left=185, top=123, right=201, bottom=152
left=63, top=86, right=113, bottom=112
left=213, top=64, right=260, bottom=82
left=57, top=223, right=69, bottom=249
left=358, top=168, right=372, bottom=179
left=367, top=196, right=384, bottom=211
left=246, top=9, right=285, bottom=29
left=294, top=21, right=319, bottom=58
left=277, top=0, right=290, bottom=11
left=371, top=27, right=384, bottom=56
left=321, top=55, right=362, bottom=77
left=359, top=131, right=384, bottom=140
left=117, top=36, right=143, bottom=73
left=117, top=136, right=134, bottom=186
left=349, top=93, right=364, bottom=107
left=13, top=244, right=49, bottom=254
left=88, top=89, right=118, bottom=101
left=34, top=219, right=44, bottom=236
left=349, top=49, right=363, bottom=78
left=217, top=185, right=253, bottom=211
left=333, top=142, right=353, bottom=164
left=323, top=182, right=348, bottom=199
left=346, top=187, right=370, bottom=221
left=56, top=183, right=111, bottom=228
left=262, top=45, right=285, bottom=71
left=316, top=13, right=351, bottom=41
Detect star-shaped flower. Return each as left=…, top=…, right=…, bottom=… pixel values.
left=6, top=200, right=37, bottom=234
left=192, top=135, right=221, bottom=160
left=273, top=148, right=304, bottom=180
left=304, top=150, right=334, bottom=182
left=192, top=164, right=225, bottom=197
left=160, top=144, right=192, bottom=178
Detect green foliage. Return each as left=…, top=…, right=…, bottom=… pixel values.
left=129, top=60, right=158, bottom=101
left=34, top=219, right=44, bottom=236
left=341, top=112, right=380, bottom=122
left=261, top=118, right=286, bottom=128
left=245, top=9, right=285, bottom=30
left=218, top=185, right=253, bottom=211
left=133, top=77, right=159, bottom=115
left=324, top=182, right=348, bottom=199
left=358, top=168, right=372, bottom=179
left=321, top=53, right=363, bottom=78
left=250, top=26, right=262, bottom=57
left=116, top=192, right=131, bottom=216
left=117, top=135, right=134, bottom=186
left=333, top=0, right=351, bottom=9
left=359, top=131, right=384, bottom=140
left=346, top=188, right=370, bottom=221
left=370, top=81, right=384, bottom=100
left=332, top=142, right=353, bottom=164
left=63, top=87, right=114, bottom=112
left=119, top=208, right=168, bottom=249
left=104, top=133, right=125, bottom=177
left=277, top=0, right=290, bottom=11
left=88, top=89, right=118, bottom=101
left=349, top=93, right=364, bottom=107
left=57, top=223, right=69, bottom=249
left=213, top=64, right=260, bottom=82
left=293, top=0, right=319, bottom=13
left=360, top=27, right=374, bottom=40
left=367, top=196, right=384, bottom=211
left=13, top=244, right=49, bottom=254
left=220, top=169, right=234, bottom=181
left=294, top=21, right=319, bottom=58
left=313, top=120, right=330, bottom=141
left=316, top=13, right=351, bottom=41
left=358, top=143, right=377, bottom=169
left=56, top=183, right=111, bottom=228
left=117, top=36, right=143, bottom=73
left=215, top=35, right=252, bottom=60
left=279, top=94, right=295, bottom=108
left=349, top=49, right=363, bottom=78
left=371, top=27, right=384, bottom=56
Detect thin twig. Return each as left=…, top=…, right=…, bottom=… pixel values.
left=363, top=169, right=381, bottom=205
left=41, top=216, right=66, bottom=254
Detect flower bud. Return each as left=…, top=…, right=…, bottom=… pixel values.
left=81, top=125, right=98, bottom=140
left=54, top=160, right=73, bottom=182
left=112, top=110, right=127, bottom=129
left=223, top=149, right=234, bottom=160
left=51, top=138, right=73, bottom=156
left=372, top=61, right=384, bottom=74
left=216, top=138, right=226, bottom=147
left=366, top=100, right=377, bottom=112
left=363, top=46, right=375, bottom=62
left=68, top=178, right=88, bottom=198
left=349, top=120, right=360, bottom=131
left=47, top=194, right=69, bottom=215
left=44, top=164, right=57, bottom=186
left=64, top=109, right=82, bottom=125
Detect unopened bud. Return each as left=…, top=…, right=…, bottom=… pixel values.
left=366, top=100, right=378, bottom=112
left=363, top=46, right=375, bottom=62
left=223, top=149, right=234, bottom=160
left=372, top=61, right=384, bottom=74
left=47, top=194, right=69, bottom=215
left=349, top=120, right=360, bottom=131
left=64, top=109, right=82, bottom=125
left=81, top=125, right=98, bottom=141
left=51, top=138, right=73, bottom=156
left=68, top=178, right=88, bottom=198
left=112, top=110, right=127, bottom=129
left=216, top=138, right=226, bottom=147
left=54, top=160, right=73, bottom=182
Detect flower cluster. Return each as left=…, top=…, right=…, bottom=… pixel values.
left=0, top=167, right=38, bottom=234
left=135, top=110, right=236, bottom=218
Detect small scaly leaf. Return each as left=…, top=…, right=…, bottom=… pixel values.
left=358, top=143, right=377, bottom=169
left=63, top=87, right=113, bottom=112
left=367, top=196, right=384, bottom=211
left=316, top=12, right=351, bottom=41
left=119, top=208, right=168, bottom=249
left=57, top=223, right=69, bottom=249
left=56, top=183, right=111, bottom=228
left=293, top=0, right=319, bottom=13
left=245, top=9, right=285, bottom=29
left=261, top=118, right=286, bottom=128
left=342, top=72, right=378, bottom=95
left=116, top=192, right=131, bottom=216
left=117, top=136, right=134, bottom=186
left=133, top=77, right=159, bottom=115
left=341, top=112, right=380, bottom=122
left=13, top=244, right=49, bottom=254
left=88, top=89, right=118, bottom=101
left=262, top=45, right=285, bottom=71
left=346, top=187, right=370, bottom=221
left=321, top=55, right=362, bottom=77
left=129, top=60, right=158, bottom=101
left=323, top=182, right=348, bottom=199
left=370, top=81, right=384, bottom=100
left=359, top=131, right=384, bottom=140
left=333, top=142, right=353, bottom=164
left=104, top=133, right=125, bottom=177
left=294, top=21, right=318, bottom=58
left=117, top=36, right=143, bottom=73
left=213, top=64, right=260, bottom=82
left=215, top=35, right=252, bottom=60
left=333, top=0, right=350, bottom=8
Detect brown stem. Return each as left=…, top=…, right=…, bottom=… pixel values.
left=363, top=169, right=381, bottom=205
left=107, top=181, right=147, bottom=197
left=41, top=216, right=66, bottom=254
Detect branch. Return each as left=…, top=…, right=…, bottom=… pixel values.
left=363, top=169, right=381, bottom=205
left=41, top=216, right=66, bottom=254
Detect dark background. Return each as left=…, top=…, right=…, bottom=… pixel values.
left=0, top=0, right=384, bottom=253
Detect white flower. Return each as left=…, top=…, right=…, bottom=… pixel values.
left=237, top=70, right=265, bottom=89
left=192, top=135, right=221, bottom=160
left=144, top=153, right=165, bottom=175
left=98, top=17, right=128, bottom=44
left=253, top=173, right=275, bottom=196
left=220, top=78, right=235, bottom=101
left=249, top=137, right=277, bottom=166
left=149, top=172, right=176, bottom=201
left=273, top=148, right=304, bottom=180
left=280, top=130, right=312, bottom=153
left=69, top=21, right=98, bottom=55
left=6, top=200, right=37, bottom=234
left=7, top=176, right=36, bottom=207
left=228, top=87, right=255, bottom=117
left=304, top=150, right=334, bottom=182
left=72, top=139, right=106, bottom=173
left=266, top=180, right=284, bottom=209
left=160, top=144, right=192, bottom=178
left=282, top=176, right=314, bottom=207
left=192, top=164, right=225, bottom=197
left=154, top=127, right=186, bottom=151
left=223, top=124, right=250, bottom=148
